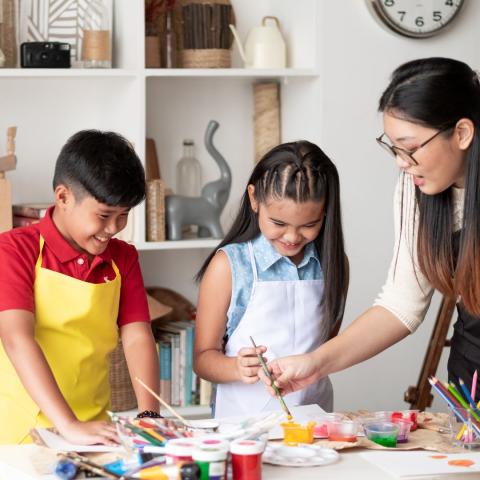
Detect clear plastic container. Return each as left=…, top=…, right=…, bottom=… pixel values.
left=326, top=420, right=358, bottom=442
left=312, top=413, right=344, bottom=437
left=364, top=422, right=399, bottom=447
left=81, top=0, right=112, bottom=68
left=448, top=407, right=480, bottom=449
left=391, top=418, right=413, bottom=443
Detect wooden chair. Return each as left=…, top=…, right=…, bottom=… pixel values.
left=404, top=295, right=456, bottom=410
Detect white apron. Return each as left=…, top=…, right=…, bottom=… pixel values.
left=215, top=242, right=333, bottom=418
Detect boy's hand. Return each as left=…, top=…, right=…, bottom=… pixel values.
left=235, top=346, right=267, bottom=384
left=57, top=419, right=119, bottom=446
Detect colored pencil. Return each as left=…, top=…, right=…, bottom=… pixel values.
left=430, top=377, right=462, bottom=409
left=459, top=378, right=480, bottom=414
left=472, top=370, right=478, bottom=403
left=429, top=378, right=480, bottom=437
left=249, top=336, right=293, bottom=419
left=122, top=421, right=165, bottom=446
left=447, top=382, right=471, bottom=409
left=135, top=377, right=189, bottom=426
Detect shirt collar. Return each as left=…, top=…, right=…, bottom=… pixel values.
left=252, top=234, right=320, bottom=272
left=38, top=206, right=112, bottom=265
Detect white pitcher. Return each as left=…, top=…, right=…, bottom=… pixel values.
left=229, top=16, right=286, bottom=69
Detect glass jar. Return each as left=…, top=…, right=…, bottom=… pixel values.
left=176, top=139, right=202, bottom=197
left=81, top=0, right=112, bottom=68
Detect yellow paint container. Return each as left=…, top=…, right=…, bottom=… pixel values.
left=281, top=420, right=316, bottom=445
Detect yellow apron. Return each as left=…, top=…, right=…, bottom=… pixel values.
left=0, top=236, right=120, bottom=444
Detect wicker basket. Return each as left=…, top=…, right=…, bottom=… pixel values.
left=181, top=48, right=230, bottom=68
left=146, top=179, right=166, bottom=242
left=109, top=340, right=137, bottom=412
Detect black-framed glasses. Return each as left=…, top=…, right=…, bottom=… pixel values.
left=376, top=125, right=454, bottom=166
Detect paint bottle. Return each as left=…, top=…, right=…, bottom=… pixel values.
left=193, top=445, right=228, bottom=480
left=165, top=438, right=196, bottom=464
left=230, top=440, right=264, bottom=480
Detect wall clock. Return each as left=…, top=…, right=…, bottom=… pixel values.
left=367, top=0, right=466, bottom=38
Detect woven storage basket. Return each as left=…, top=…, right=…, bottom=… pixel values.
left=146, top=179, right=166, bottom=242
left=181, top=48, right=230, bottom=68
left=109, top=340, right=137, bottom=412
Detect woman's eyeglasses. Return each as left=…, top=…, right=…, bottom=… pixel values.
left=376, top=126, right=453, bottom=167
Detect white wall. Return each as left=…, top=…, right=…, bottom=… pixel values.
left=140, top=0, right=480, bottom=412
left=317, top=0, right=480, bottom=412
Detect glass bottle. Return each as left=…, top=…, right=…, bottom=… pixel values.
left=176, top=139, right=202, bottom=197
left=81, top=0, right=112, bottom=68
left=161, top=8, right=177, bottom=68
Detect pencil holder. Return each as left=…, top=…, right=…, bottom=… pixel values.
left=448, top=407, right=480, bottom=449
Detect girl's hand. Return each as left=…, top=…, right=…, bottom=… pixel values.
left=57, top=419, right=119, bottom=446
left=235, top=346, right=267, bottom=384
left=258, top=353, right=322, bottom=395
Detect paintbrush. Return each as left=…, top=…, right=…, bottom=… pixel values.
left=249, top=336, right=293, bottom=420
left=135, top=377, right=190, bottom=426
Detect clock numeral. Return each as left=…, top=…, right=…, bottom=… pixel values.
left=433, top=11, right=442, bottom=22
left=445, top=0, right=454, bottom=6
left=384, top=0, right=395, bottom=7
left=415, top=16, right=425, bottom=27
left=397, top=10, right=406, bottom=21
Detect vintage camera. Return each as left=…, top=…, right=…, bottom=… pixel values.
left=20, top=42, right=71, bottom=68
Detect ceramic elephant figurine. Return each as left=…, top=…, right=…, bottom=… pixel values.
left=166, top=120, right=231, bottom=240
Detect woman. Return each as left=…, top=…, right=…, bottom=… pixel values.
left=260, top=57, right=480, bottom=398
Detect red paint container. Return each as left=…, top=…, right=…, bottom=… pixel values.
left=165, top=438, right=196, bottom=464
left=230, top=439, right=264, bottom=480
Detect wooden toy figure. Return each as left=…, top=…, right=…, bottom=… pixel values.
left=0, top=126, right=17, bottom=232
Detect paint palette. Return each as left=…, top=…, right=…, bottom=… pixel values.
left=262, top=443, right=339, bottom=467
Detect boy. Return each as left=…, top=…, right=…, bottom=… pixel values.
left=0, top=130, right=159, bottom=445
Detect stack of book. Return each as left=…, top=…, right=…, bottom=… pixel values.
left=156, top=320, right=212, bottom=408
left=12, top=203, right=51, bottom=228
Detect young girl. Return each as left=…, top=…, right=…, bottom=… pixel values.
left=193, top=140, right=349, bottom=418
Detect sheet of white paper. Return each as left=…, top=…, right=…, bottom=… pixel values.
left=35, top=429, right=124, bottom=453
left=360, top=451, right=480, bottom=477
left=213, top=403, right=325, bottom=440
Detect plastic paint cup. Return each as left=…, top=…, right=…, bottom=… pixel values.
left=230, top=439, right=264, bottom=480
left=391, top=410, right=419, bottom=431
left=312, top=413, right=343, bottom=437
left=193, top=445, right=228, bottom=480
left=326, top=420, right=358, bottom=442
left=165, top=438, right=196, bottom=464
left=391, top=418, right=413, bottom=443
left=364, top=422, right=399, bottom=448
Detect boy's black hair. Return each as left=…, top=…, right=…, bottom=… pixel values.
left=197, top=140, right=349, bottom=330
left=53, top=130, right=146, bottom=207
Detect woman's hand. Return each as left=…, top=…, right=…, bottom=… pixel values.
left=57, top=419, right=119, bottom=446
left=235, top=346, right=267, bottom=384
left=259, top=352, right=322, bottom=395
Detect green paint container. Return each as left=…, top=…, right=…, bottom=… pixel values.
left=364, top=422, right=399, bottom=448
left=192, top=445, right=228, bottom=480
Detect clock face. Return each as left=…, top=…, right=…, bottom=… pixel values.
left=368, top=0, right=465, bottom=38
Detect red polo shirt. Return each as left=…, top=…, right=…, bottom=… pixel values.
left=0, top=207, right=149, bottom=327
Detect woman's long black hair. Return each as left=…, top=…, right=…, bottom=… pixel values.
left=197, top=140, right=349, bottom=330
left=379, top=57, right=480, bottom=315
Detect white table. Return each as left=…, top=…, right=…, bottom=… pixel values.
left=0, top=445, right=479, bottom=480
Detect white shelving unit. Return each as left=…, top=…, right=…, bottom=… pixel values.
left=0, top=0, right=320, bottom=300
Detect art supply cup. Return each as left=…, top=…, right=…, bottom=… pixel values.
left=364, top=422, right=400, bottom=447
left=192, top=445, right=228, bottom=480
left=312, top=413, right=344, bottom=437
left=326, top=420, right=358, bottom=442
left=230, top=439, right=264, bottom=480
left=391, top=418, right=413, bottom=443
left=448, top=407, right=480, bottom=450
left=281, top=420, right=315, bottom=445
left=391, top=410, right=419, bottom=431
left=186, top=420, right=220, bottom=436
left=165, top=438, right=197, bottom=464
